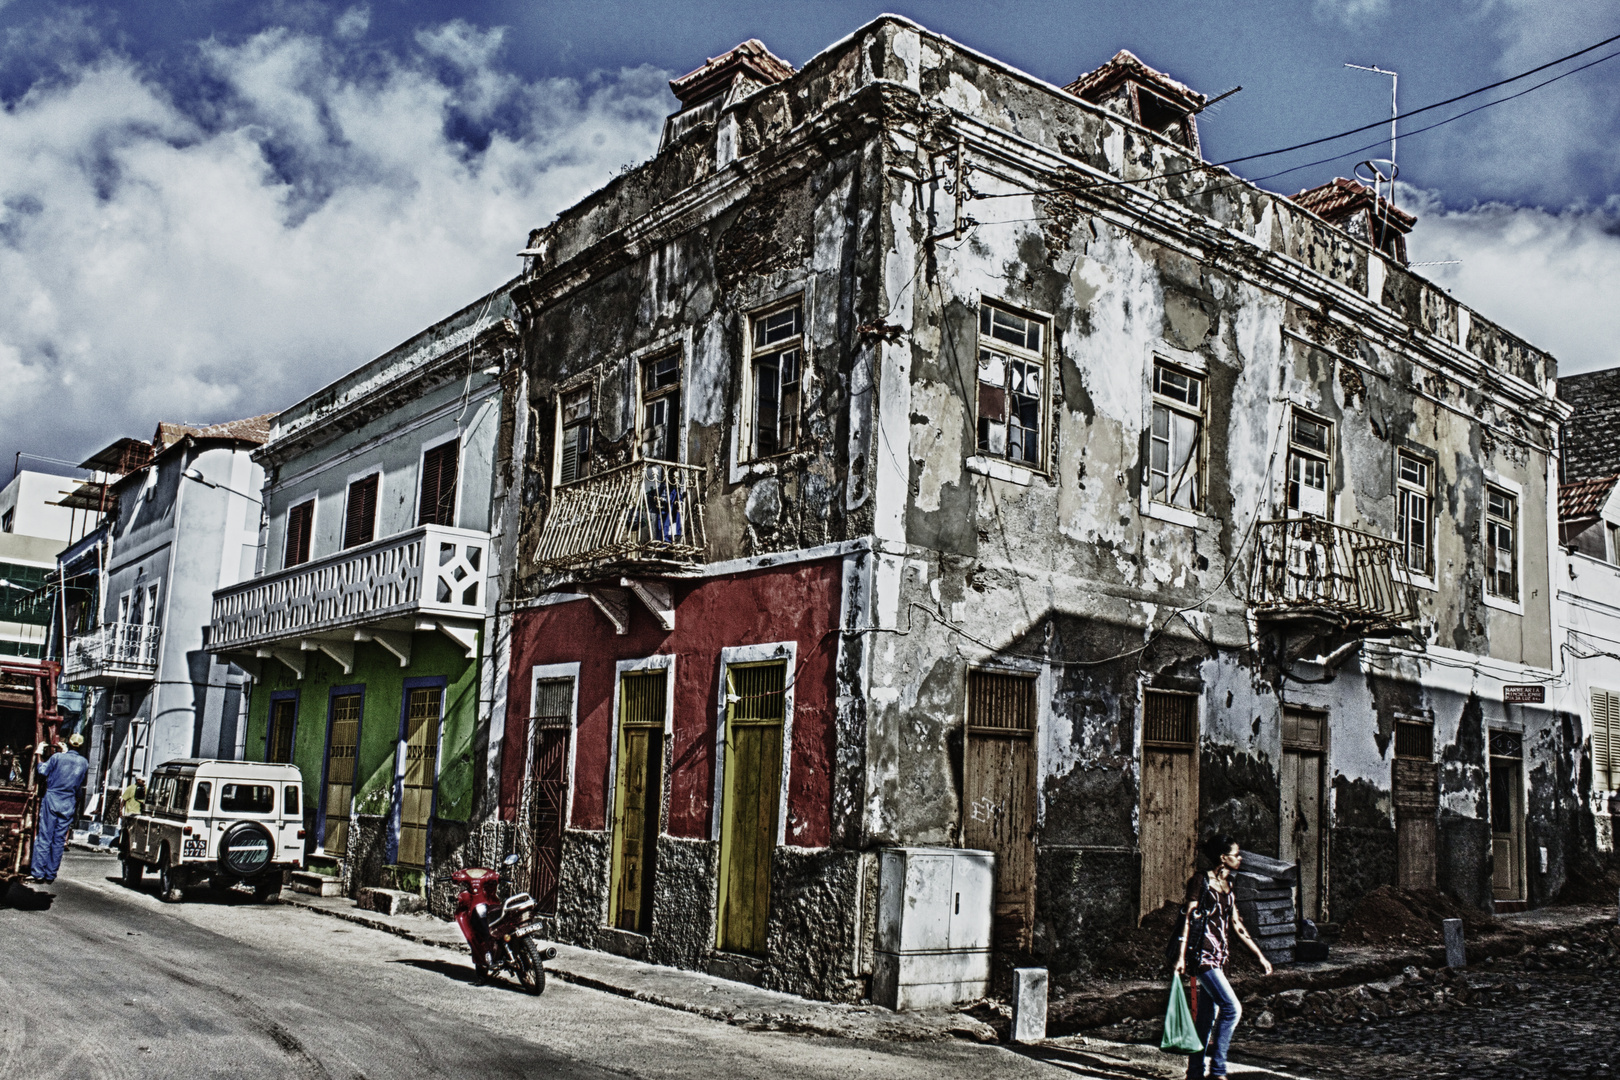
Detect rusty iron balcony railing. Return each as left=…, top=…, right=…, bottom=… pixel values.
left=535, top=460, right=706, bottom=573
left=1249, top=518, right=1418, bottom=627
left=63, top=621, right=161, bottom=684
left=210, top=524, right=489, bottom=652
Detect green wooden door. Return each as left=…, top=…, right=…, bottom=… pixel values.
left=717, top=662, right=786, bottom=955
left=609, top=671, right=665, bottom=933
left=321, top=693, right=361, bottom=856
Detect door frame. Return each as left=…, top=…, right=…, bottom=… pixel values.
left=607, top=655, right=675, bottom=930
left=710, top=643, right=796, bottom=847
left=316, top=683, right=366, bottom=856
left=528, top=663, right=582, bottom=830
left=388, top=675, right=447, bottom=869
left=1488, top=728, right=1527, bottom=902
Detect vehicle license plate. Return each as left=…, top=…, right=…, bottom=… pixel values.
left=183, top=838, right=208, bottom=858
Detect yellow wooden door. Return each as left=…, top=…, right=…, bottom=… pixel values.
left=962, top=671, right=1037, bottom=952
left=268, top=698, right=296, bottom=764
left=609, top=671, right=665, bottom=933
left=1139, top=690, right=1199, bottom=920
left=717, top=662, right=785, bottom=956
left=322, top=693, right=361, bottom=856
left=397, top=687, right=441, bottom=869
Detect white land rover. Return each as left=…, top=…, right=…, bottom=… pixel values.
left=121, top=759, right=305, bottom=902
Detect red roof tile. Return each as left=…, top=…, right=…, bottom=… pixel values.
left=153, top=412, right=277, bottom=453
left=1290, top=177, right=1416, bottom=232
left=1558, top=474, right=1617, bottom=521
left=669, top=39, right=795, bottom=108
left=1063, top=49, right=1205, bottom=110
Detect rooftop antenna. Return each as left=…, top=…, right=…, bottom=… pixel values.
left=1346, top=62, right=1399, bottom=255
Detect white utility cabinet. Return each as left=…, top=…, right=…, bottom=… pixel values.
left=872, top=846, right=994, bottom=1010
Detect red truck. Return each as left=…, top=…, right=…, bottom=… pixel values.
left=1, top=659, right=65, bottom=886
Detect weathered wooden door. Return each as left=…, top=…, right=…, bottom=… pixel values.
left=963, top=671, right=1037, bottom=952
left=1489, top=731, right=1524, bottom=902
left=1139, top=690, right=1198, bottom=921
left=321, top=693, right=361, bottom=856
left=1394, top=720, right=1438, bottom=891
left=1280, top=708, right=1326, bottom=919
left=526, top=678, right=572, bottom=913
left=396, top=686, right=441, bottom=869
left=717, top=662, right=786, bottom=955
left=609, top=671, right=665, bottom=933
left=268, top=698, right=296, bottom=764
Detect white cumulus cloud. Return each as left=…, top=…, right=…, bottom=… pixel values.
left=0, top=20, right=671, bottom=467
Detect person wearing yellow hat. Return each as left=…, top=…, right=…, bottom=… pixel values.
left=27, top=733, right=89, bottom=884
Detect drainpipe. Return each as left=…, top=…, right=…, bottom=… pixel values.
left=152, top=445, right=190, bottom=775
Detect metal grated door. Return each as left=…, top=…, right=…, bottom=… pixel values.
left=526, top=679, right=572, bottom=911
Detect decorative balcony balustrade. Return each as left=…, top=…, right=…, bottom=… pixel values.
left=534, top=460, right=706, bottom=573
left=1249, top=518, right=1417, bottom=628
left=64, top=622, right=161, bottom=684
left=211, top=524, right=489, bottom=652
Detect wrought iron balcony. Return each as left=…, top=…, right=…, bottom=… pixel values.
left=1249, top=518, right=1417, bottom=628
left=64, top=622, right=161, bottom=685
left=535, top=460, right=706, bottom=574
left=210, top=524, right=489, bottom=654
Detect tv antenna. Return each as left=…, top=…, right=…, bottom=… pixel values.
left=1346, top=62, right=1400, bottom=254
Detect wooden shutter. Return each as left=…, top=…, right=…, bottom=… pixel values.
left=1594, top=689, right=1619, bottom=792
left=418, top=442, right=459, bottom=527
left=343, top=475, right=379, bottom=549
left=284, top=501, right=313, bottom=567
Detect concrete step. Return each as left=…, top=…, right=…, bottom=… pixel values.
left=357, top=886, right=425, bottom=916
left=289, top=870, right=343, bottom=897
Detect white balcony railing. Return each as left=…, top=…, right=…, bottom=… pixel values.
left=64, top=622, right=161, bottom=683
left=210, top=524, right=489, bottom=652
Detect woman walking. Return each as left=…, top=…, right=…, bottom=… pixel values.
left=1174, top=834, right=1273, bottom=1079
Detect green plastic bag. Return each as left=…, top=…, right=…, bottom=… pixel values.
left=1159, top=976, right=1203, bottom=1054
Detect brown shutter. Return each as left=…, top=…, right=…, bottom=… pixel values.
left=418, top=442, right=459, bottom=527
left=284, top=500, right=314, bottom=567
left=343, top=475, right=378, bottom=549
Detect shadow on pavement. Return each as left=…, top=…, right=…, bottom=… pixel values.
left=2, top=880, right=56, bottom=911
left=388, top=957, right=534, bottom=993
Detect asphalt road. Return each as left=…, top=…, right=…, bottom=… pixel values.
left=0, top=851, right=1062, bottom=1080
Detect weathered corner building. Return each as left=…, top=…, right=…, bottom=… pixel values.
left=491, top=18, right=1588, bottom=998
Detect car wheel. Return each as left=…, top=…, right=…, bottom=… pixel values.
left=514, top=940, right=545, bottom=995
left=120, top=855, right=144, bottom=889
left=157, top=850, right=183, bottom=903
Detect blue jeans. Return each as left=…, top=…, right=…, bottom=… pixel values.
left=1185, top=966, right=1242, bottom=1078
left=29, top=807, right=73, bottom=881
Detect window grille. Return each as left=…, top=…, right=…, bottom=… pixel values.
left=417, top=441, right=459, bottom=527
left=1149, top=362, right=1204, bottom=510
left=343, top=474, right=379, bottom=549
left=728, top=662, right=786, bottom=725
left=620, top=670, right=667, bottom=728
left=977, top=304, right=1048, bottom=468
left=1394, top=720, right=1434, bottom=760
left=1488, top=730, right=1523, bottom=758
left=1142, top=689, right=1197, bottom=747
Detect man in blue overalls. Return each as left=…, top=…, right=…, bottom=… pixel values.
left=28, top=733, right=89, bottom=884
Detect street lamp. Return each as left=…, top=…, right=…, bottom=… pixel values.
left=182, top=468, right=262, bottom=504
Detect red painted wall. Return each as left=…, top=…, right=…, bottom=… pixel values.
left=501, top=559, right=843, bottom=847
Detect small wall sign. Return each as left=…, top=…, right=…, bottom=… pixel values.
left=1502, top=685, right=1544, bottom=704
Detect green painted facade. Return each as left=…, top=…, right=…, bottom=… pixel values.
left=243, top=630, right=481, bottom=838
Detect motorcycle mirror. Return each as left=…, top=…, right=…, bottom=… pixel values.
left=503, top=853, right=521, bottom=866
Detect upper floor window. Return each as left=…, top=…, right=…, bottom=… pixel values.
left=977, top=303, right=1048, bottom=468
left=746, top=303, right=803, bottom=459
left=284, top=499, right=314, bottom=567
left=417, top=441, right=459, bottom=527
left=342, top=474, right=379, bottom=550
left=557, top=387, right=592, bottom=486
left=639, top=352, right=682, bottom=462
left=1286, top=412, right=1332, bottom=518
left=0, top=508, right=12, bottom=533
left=1149, top=362, right=1203, bottom=509
left=1396, top=452, right=1432, bottom=575
left=1485, top=486, right=1518, bottom=601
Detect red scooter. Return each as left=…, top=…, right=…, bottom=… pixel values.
left=452, top=853, right=555, bottom=994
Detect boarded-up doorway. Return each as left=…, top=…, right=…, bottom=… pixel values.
left=717, top=662, right=787, bottom=955
left=1140, top=689, right=1198, bottom=921
left=1280, top=707, right=1326, bottom=920
left=1393, top=719, right=1438, bottom=891
left=527, top=678, right=573, bottom=913
left=1489, top=730, right=1525, bottom=903
left=609, top=670, right=665, bottom=933
left=963, top=671, right=1037, bottom=952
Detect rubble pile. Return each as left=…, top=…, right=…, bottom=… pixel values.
left=1337, top=885, right=1500, bottom=947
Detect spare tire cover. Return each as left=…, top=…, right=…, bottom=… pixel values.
left=220, top=822, right=274, bottom=877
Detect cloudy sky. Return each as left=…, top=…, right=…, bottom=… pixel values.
left=2, top=0, right=1617, bottom=474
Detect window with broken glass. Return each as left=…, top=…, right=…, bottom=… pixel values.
left=1286, top=412, right=1332, bottom=518
left=1149, top=362, right=1203, bottom=510
left=976, top=304, right=1047, bottom=468
left=1396, top=451, right=1432, bottom=575
left=1485, top=487, right=1518, bottom=601
left=639, top=352, right=682, bottom=462
left=556, top=386, right=592, bottom=486
left=746, top=304, right=803, bottom=459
